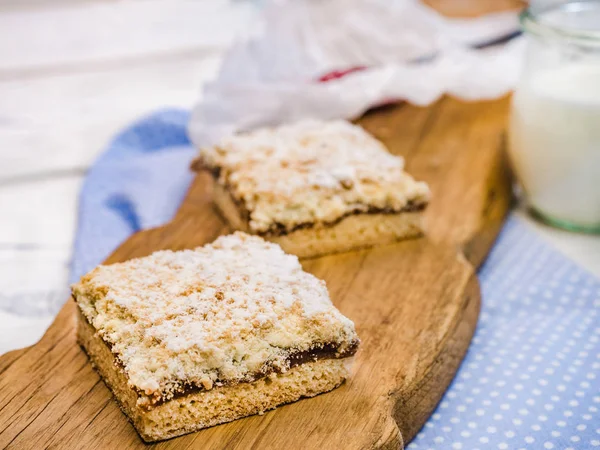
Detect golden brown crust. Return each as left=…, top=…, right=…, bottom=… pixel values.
left=203, top=168, right=426, bottom=237
left=192, top=120, right=430, bottom=235
left=77, top=309, right=352, bottom=442
left=71, top=233, right=359, bottom=405
left=210, top=177, right=425, bottom=258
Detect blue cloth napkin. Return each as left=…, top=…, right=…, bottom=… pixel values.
left=71, top=110, right=600, bottom=450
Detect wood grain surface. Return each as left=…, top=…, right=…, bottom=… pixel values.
left=0, top=96, right=513, bottom=449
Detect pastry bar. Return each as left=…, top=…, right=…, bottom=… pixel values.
left=73, top=232, right=359, bottom=442
left=192, top=119, right=430, bottom=258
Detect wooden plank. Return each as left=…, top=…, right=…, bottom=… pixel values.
left=0, top=96, right=512, bottom=449
left=0, top=1, right=251, bottom=75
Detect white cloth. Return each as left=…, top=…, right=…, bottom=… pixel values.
left=189, top=0, right=524, bottom=146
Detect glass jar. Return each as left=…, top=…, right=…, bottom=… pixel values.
left=508, top=0, right=600, bottom=233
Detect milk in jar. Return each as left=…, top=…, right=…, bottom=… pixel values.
left=508, top=1, right=600, bottom=233
left=509, top=63, right=600, bottom=229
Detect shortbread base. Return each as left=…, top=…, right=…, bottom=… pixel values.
left=212, top=180, right=424, bottom=259
left=77, top=310, right=350, bottom=443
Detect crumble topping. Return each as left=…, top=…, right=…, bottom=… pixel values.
left=195, top=119, right=430, bottom=233
left=72, top=232, right=358, bottom=405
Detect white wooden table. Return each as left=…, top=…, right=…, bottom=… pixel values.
left=0, top=0, right=598, bottom=355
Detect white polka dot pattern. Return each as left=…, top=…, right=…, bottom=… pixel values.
left=411, top=215, right=600, bottom=449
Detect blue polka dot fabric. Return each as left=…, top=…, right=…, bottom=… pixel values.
left=71, top=110, right=600, bottom=449
left=414, top=217, right=600, bottom=450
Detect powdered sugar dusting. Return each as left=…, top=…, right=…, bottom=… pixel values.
left=196, top=120, right=430, bottom=233
left=73, top=232, right=358, bottom=404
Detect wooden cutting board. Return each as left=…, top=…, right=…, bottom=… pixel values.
left=0, top=96, right=512, bottom=449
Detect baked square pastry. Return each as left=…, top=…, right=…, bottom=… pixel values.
left=73, top=232, right=359, bottom=442
left=192, top=120, right=430, bottom=258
